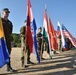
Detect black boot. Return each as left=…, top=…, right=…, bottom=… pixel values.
left=21, top=57, right=25, bottom=68
left=7, top=62, right=16, bottom=72
left=27, top=60, right=35, bottom=64
left=21, top=61, right=25, bottom=68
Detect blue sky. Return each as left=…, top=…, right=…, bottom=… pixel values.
left=0, top=0, right=76, bottom=37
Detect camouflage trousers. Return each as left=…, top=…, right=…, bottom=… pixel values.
left=37, top=42, right=44, bottom=59
left=21, top=37, right=30, bottom=65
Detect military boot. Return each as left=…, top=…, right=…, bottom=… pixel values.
left=7, top=63, right=16, bottom=72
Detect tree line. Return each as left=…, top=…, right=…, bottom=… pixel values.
left=11, top=33, right=21, bottom=47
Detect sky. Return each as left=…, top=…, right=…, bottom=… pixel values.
left=0, top=0, right=76, bottom=37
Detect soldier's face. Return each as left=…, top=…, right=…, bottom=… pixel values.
left=2, top=11, right=9, bottom=18
left=24, top=22, right=27, bottom=25
left=38, top=29, right=42, bottom=33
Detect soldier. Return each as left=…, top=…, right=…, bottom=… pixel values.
left=1, top=8, right=16, bottom=72
left=57, top=35, right=62, bottom=51
left=20, top=20, right=34, bottom=68
left=37, top=27, right=44, bottom=60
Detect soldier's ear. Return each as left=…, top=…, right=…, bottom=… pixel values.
left=2, top=11, right=3, bottom=14
left=2, top=11, right=5, bottom=15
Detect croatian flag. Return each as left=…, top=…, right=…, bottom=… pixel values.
left=26, top=0, right=33, bottom=53
left=26, top=0, right=40, bottom=63
left=32, top=19, right=40, bottom=63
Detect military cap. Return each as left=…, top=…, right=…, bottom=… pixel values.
left=2, top=8, right=10, bottom=13
left=39, top=27, right=42, bottom=30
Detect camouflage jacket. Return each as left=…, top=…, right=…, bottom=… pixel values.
left=36, top=32, right=43, bottom=43
left=20, top=26, right=25, bottom=38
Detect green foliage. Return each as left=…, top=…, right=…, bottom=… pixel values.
left=11, top=33, right=21, bottom=47
left=11, top=35, right=14, bottom=42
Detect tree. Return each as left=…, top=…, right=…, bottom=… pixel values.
left=11, top=33, right=21, bottom=47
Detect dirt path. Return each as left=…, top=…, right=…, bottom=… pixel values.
left=0, top=48, right=76, bottom=75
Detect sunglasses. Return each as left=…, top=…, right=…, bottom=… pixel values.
left=5, top=11, right=9, bottom=13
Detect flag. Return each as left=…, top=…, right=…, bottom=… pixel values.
left=49, top=18, right=58, bottom=50
left=32, top=19, right=40, bottom=63
left=57, top=21, right=66, bottom=48
left=0, top=15, right=9, bottom=68
left=43, top=9, right=48, bottom=44
left=26, top=0, right=33, bottom=53
left=62, top=24, right=76, bottom=48
left=43, top=8, right=52, bottom=57
left=57, top=23, right=61, bottom=36
left=26, top=0, right=40, bottom=63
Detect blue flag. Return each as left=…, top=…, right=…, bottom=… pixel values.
left=32, top=18, right=40, bottom=63
left=0, top=17, right=9, bottom=68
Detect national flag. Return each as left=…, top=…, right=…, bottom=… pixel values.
left=32, top=18, right=40, bottom=63
left=0, top=15, right=9, bottom=68
left=43, top=8, right=52, bottom=57
left=49, top=18, right=58, bottom=50
left=57, top=21, right=66, bottom=48
left=26, top=0, right=33, bottom=53
left=57, top=23, right=61, bottom=36
left=62, top=24, right=76, bottom=48
left=26, top=0, right=40, bottom=63
left=43, top=8, right=48, bottom=44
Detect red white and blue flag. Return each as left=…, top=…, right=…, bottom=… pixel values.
left=26, top=0, right=33, bottom=53
left=32, top=18, right=40, bottom=63
left=62, top=24, right=76, bottom=48
left=26, top=0, right=40, bottom=63
left=57, top=21, right=66, bottom=48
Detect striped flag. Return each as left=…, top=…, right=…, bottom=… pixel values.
left=26, top=0, right=40, bottom=63
left=43, top=8, right=48, bottom=44
left=0, top=15, right=9, bottom=68
left=26, top=0, right=33, bottom=53
left=57, top=21, right=66, bottom=48
left=62, top=24, right=76, bottom=48
left=32, top=18, right=40, bottom=63
left=43, top=8, right=52, bottom=57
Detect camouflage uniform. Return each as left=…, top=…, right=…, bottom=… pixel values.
left=20, top=26, right=30, bottom=67
left=1, top=18, right=13, bottom=69
left=37, top=32, right=43, bottom=59
left=57, top=35, right=62, bottom=51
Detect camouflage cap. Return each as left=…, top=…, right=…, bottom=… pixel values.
left=2, top=8, right=10, bottom=13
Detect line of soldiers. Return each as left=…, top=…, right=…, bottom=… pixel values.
left=1, top=8, right=45, bottom=73
left=1, top=8, right=74, bottom=73
left=57, top=35, right=73, bottom=51
left=20, top=20, right=45, bottom=68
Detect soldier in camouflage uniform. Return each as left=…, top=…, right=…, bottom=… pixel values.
left=57, top=35, right=62, bottom=51
left=1, top=8, right=16, bottom=72
left=37, top=27, right=44, bottom=60
left=20, top=20, right=34, bottom=68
